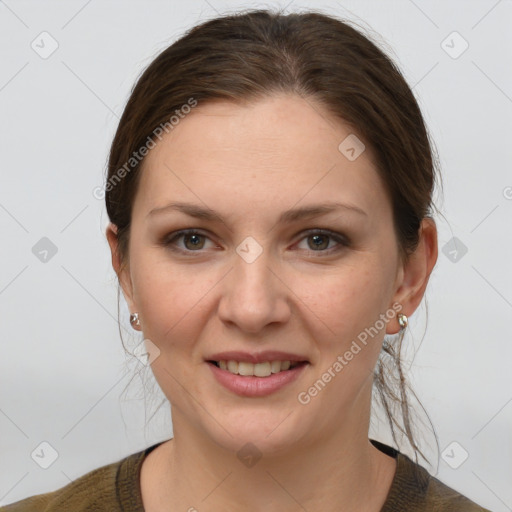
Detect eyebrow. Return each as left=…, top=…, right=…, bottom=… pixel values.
left=147, top=201, right=367, bottom=223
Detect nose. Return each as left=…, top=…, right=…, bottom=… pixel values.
left=217, top=247, right=291, bottom=334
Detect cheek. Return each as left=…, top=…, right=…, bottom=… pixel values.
left=296, top=269, right=390, bottom=411
left=297, top=263, right=388, bottom=336
left=130, top=255, right=225, bottom=358
left=296, top=265, right=393, bottom=396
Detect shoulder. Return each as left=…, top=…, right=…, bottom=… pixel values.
left=424, top=473, right=492, bottom=512
left=381, top=444, right=492, bottom=512
left=0, top=448, right=147, bottom=512
left=427, top=477, right=489, bottom=512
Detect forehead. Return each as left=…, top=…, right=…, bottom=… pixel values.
left=135, top=94, right=389, bottom=222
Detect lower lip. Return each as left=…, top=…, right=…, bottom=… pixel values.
left=207, top=362, right=308, bottom=397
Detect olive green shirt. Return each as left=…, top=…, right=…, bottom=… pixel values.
left=0, top=439, right=492, bottom=511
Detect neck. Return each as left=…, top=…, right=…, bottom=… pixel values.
left=145, top=405, right=397, bottom=511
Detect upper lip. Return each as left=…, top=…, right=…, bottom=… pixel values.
left=206, top=350, right=309, bottom=364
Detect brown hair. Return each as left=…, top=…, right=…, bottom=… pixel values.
left=106, top=8, right=441, bottom=465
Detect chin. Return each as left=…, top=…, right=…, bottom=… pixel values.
left=201, top=408, right=310, bottom=457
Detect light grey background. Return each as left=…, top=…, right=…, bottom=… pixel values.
left=0, top=0, right=511, bottom=510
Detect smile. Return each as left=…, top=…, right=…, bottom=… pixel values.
left=207, top=359, right=309, bottom=397
left=209, top=360, right=304, bottom=377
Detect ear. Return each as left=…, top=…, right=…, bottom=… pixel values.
left=386, top=217, right=438, bottom=334
left=106, top=223, right=137, bottom=315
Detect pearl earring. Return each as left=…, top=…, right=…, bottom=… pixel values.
left=130, top=313, right=140, bottom=329
left=397, top=312, right=408, bottom=331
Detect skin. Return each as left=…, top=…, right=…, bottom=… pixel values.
left=106, top=93, right=438, bottom=512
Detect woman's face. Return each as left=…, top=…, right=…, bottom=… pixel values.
left=111, top=94, right=413, bottom=454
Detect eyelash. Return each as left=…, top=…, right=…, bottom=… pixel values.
left=161, top=228, right=350, bottom=256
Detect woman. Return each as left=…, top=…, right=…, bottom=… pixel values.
left=1, top=8, right=492, bottom=512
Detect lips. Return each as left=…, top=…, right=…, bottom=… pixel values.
left=207, top=358, right=308, bottom=397
left=204, top=350, right=310, bottom=395
left=206, top=351, right=309, bottom=378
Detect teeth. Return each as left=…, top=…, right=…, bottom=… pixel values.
left=270, top=361, right=281, bottom=373
left=227, top=360, right=238, bottom=373
left=215, top=360, right=300, bottom=377
left=238, top=361, right=257, bottom=376
left=253, top=362, right=271, bottom=377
